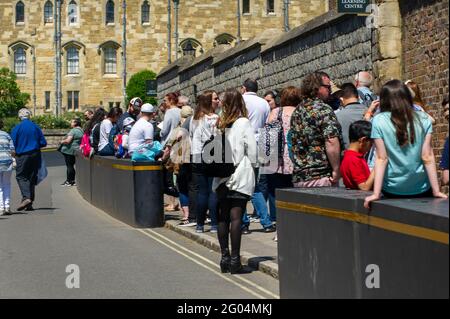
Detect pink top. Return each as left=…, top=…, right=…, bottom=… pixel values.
left=269, top=106, right=295, bottom=175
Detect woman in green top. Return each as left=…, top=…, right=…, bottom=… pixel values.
left=364, top=80, right=447, bottom=208
left=60, top=118, right=83, bottom=186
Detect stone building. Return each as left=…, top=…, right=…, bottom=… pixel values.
left=0, top=0, right=327, bottom=114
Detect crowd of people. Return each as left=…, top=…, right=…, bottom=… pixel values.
left=0, top=70, right=448, bottom=275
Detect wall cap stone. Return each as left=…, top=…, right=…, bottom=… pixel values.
left=157, top=55, right=195, bottom=78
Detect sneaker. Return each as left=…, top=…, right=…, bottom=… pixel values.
left=249, top=217, right=260, bottom=223
left=264, top=226, right=276, bottom=233
left=210, top=226, right=218, bottom=233
left=3, top=208, right=12, bottom=215
left=0, top=210, right=4, bottom=216
left=61, top=181, right=71, bottom=187
left=69, top=181, right=76, bottom=187
left=195, top=226, right=204, bottom=233
left=179, top=219, right=196, bottom=227
left=25, top=205, right=34, bottom=211
left=205, top=218, right=211, bottom=224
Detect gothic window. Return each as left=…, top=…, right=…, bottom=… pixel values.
left=14, top=47, right=26, bottom=74
left=141, top=1, right=150, bottom=24
left=106, top=0, right=115, bottom=24
left=44, top=1, right=53, bottom=24
left=242, top=0, right=250, bottom=14
left=68, top=1, right=78, bottom=24
left=16, top=1, right=25, bottom=23
left=67, top=47, right=80, bottom=74
left=104, top=47, right=117, bottom=74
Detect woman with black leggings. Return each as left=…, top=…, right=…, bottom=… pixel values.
left=213, top=89, right=257, bottom=274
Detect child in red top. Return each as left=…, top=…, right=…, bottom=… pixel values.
left=340, top=121, right=375, bottom=191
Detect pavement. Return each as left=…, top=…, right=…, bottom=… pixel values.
left=164, top=207, right=279, bottom=280
left=0, top=151, right=279, bottom=299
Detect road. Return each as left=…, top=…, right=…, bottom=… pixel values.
left=0, top=151, right=279, bottom=299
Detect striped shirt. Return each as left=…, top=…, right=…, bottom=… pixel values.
left=0, top=130, right=15, bottom=172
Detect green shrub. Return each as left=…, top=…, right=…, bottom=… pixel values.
left=126, top=70, right=158, bottom=106
left=0, top=68, right=30, bottom=118
left=1, top=117, right=20, bottom=133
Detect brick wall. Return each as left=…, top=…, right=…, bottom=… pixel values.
left=400, top=0, right=449, bottom=157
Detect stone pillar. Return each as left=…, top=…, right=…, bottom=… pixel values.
left=372, top=0, right=402, bottom=92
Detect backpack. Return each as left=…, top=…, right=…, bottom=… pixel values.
left=80, top=132, right=91, bottom=158
left=258, top=107, right=284, bottom=170
left=199, top=124, right=236, bottom=178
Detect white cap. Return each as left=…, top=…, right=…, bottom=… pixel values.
left=141, top=103, right=156, bottom=113
left=123, top=117, right=135, bottom=127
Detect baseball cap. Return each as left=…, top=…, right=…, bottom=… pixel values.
left=141, top=103, right=156, bottom=113
left=123, top=117, right=135, bottom=127
left=130, top=97, right=143, bottom=108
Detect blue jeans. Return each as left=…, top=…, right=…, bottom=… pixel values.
left=179, top=192, right=189, bottom=207
left=193, top=172, right=218, bottom=228
left=251, top=174, right=273, bottom=229
left=98, top=143, right=114, bottom=156
left=267, top=173, right=293, bottom=222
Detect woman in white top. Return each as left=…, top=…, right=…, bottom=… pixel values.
left=98, top=107, right=123, bottom=156
left=213, top=88, right=257, bottom=274
left=191, top=91, right=220, bottom=233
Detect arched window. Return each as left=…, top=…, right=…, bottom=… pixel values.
left=16, top=1, right=25, bottom=23
left=180, top=39, right=203, bottom=57
left=67, top=47, right=79, bottom=74
left=106, top=0, right=115, bottom=24
left=242, top=0, right=250, bottom=14
left=267, top=0, right=275, bottom=14
left=14, top=47, right=26, bottom=74
left=44, top=1, right=53, bottom=24
left=68, top=1, right=78, bottom=24
left=214, top=33, right=236, bottom=47
left=141, top=1, right=150, bottom=24
left=104, top=47, right=117, bottom=74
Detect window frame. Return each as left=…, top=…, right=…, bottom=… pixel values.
left=104, top=46, right=117, bottom=74
left=66, top=46, right=80, bottom=75
left=44, top=1, right=53, bottom=24
left=106, top=0, right=115, bottom=25
left=14, top=47, right=26, bottom=75
left=141, top=1, right=150, bottom=25
left=242, top=0, right=250, bottom=15
left=68, top=0, right=78, bottom=25
left=15, top=1, right=25, bottom=24
left=45, top=91, right=51, bottom=110
left=266, top=0, right=275, bottom=15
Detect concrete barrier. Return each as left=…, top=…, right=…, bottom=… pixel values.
left=276, top=188, right=449, bottom=299
left=76, top=154, right=164, bottom=228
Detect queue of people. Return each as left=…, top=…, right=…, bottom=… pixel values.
left=0, top=70, right=448, bottom=274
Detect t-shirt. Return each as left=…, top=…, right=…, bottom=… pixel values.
left=336, top=102, right=367, bottom=149
left=371, top=111, right=432, bottom=195
left=160, top=108, right=181, bottom=145
left=98, top=119, right=113, bottom=152
left=0, top=130, right=15, bottom=172
left=340, top=150, right=370, bottom=189
left=60, top=127, right=84, bottom=156
left=440, top=137, right=449, bottom=170
left=243, top=92, right=270, bottom=141
left=128, top=118, right=154, bottom=154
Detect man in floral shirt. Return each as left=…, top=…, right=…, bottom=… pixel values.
left=289, top=71, right=343, bottom=187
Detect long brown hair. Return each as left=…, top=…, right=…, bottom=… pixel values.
left=194, top=90, right=216, bottom=120
left=406, top=80, right=428, bottom=112
left=218, top=88, right=248, bottom=131
left=380, top=80, right=416, bottom=146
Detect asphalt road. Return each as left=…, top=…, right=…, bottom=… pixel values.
left=0, top=151, right=279, bottom=299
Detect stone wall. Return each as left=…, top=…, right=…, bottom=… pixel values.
left=42, top=129, right=67, bottom=148
left=157, top=11, right=373, bottom=101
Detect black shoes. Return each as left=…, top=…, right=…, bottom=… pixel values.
left=220, top=249, right=231, bottom=273
left=241, top=226, right=252, bottom=235
left=230, top=256, right=252, bottom=275
left=264, top=225, right=276, bottom=233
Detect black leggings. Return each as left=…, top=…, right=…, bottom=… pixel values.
left=63, top=154, right=76, bottom=183
left=217, top=187, right=248, bottom=258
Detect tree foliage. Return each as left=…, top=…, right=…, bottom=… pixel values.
left=126, top=70, right=157, bottom=106
left=0, top=67, right=30, bottom=118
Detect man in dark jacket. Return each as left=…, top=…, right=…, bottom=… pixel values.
left=11, top=108, right=47, bottom=211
